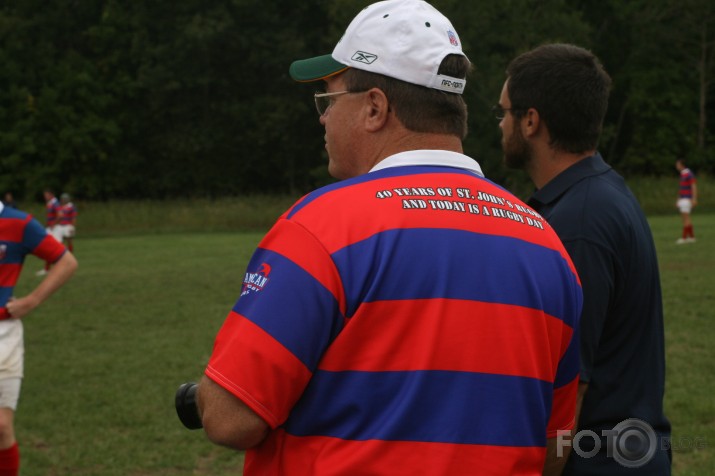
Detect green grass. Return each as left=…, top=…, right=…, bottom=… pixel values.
left=16, top=232, right=264, bottom=475
left=10, top=207, right=715, bottom=475
left=19, top=196, right=300, bottom=237
left=653, top=213, right=715, bottom=475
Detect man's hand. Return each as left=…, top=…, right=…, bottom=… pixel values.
left=6, top=252, right=77, bottom=319
left=6, top=296, right=40, bottom=319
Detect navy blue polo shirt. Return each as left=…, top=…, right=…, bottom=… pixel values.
left=528, top=154, right=671, bottom=475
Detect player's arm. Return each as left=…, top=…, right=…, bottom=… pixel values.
left=6, top=251, right=78, bottom=319
left=196, top=375, right=270, bottom=450
left=691, top=181, right=698, bottom=206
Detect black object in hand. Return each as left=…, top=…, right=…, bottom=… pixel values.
left=175, top=382, right=203, bottom=429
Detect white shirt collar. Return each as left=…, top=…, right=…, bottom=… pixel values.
left=369, top=150, right=484, bottom=177
left=0, top=202, right=4, bottom=214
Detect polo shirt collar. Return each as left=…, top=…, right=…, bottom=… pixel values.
left=370, top=150, right=484, bottom=177
left=530, top=153, right=611, bottom=206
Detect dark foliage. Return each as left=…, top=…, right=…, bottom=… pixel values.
left=1, top=0, right=713, bottom=201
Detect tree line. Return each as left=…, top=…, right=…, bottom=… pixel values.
left=0, top=0, right=713, bottom=201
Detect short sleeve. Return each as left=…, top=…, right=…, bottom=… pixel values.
left=205, top=219, right=345, bottom=427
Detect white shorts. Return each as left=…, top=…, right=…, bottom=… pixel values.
left=0, top=320, right=24, bottom=381
left=46, top=225, right=64, bottom=242
left=677, top=198, right=693, bottom=214
left=0, top=321, right=26, bottom=410
left=58, top=224, right=76, bottom=238
left=0, top=378, right=21, bottom=410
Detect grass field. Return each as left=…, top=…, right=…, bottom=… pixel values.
left=10, top=206, right=715, bottom=474
left=654, top=213, right=714, bottom=476
left=14, top=172, right=715, bottom=236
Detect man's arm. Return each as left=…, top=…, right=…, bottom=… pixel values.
left=544, top=433, right=571, bottom=476
left=574, top=382, right=588, bottom=431
left=197, top=375, right=270, bottom=450
left=543, top=382, right=588, bottom=475
left=692, top=182, right=698, bottom=206
left=6, top=251, right=78, bottom=319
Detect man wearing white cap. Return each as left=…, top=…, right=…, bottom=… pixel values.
left=193, top=1, right=582, bottom=474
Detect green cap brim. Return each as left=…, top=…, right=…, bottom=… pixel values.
left=289, top=54, right=349, bottom=82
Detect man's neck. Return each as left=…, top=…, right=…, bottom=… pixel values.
left=528, top=148, right=595, bottom=190
left=370, top=131, right=464, bottom=171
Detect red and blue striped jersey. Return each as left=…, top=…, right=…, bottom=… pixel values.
left=207, top=155, right=582, bottom=475
left=0, top=205, right=67, bottom=318
left=679, top=168, right=696, bottom=198
left=59, top=202, right=77, bottom=225
left=46, top=197, right=60, bottom=226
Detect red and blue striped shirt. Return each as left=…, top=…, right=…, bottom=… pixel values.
left=679, top=167, right=696, bottom=198
left=46, top=197, right=61, bottom=227
left=207, top=152, right=582, bottom=475
left=0, top=204, right=67, bottom=319
left=59, top=202, right=77, bottom=225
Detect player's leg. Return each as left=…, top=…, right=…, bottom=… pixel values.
left=0, top=379, right=21, bottom=476
left=681, top=197, right=694, bottom=240
left=683, top=212, right=695, bottom=241
left=0, top=411, right=18, bottom=476
left=676, top=199, right=693, bottom=244
left=64, top=225, right=75, bottom=253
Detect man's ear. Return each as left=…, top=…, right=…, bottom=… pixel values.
left=522, top=108, right=540, bottom=138
left=364, top=88, right=390, bottom=132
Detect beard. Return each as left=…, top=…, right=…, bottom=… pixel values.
left=502, top=126, right=533, bottom=170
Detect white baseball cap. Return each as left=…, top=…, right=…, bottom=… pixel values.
left=289, top=0, right=468, bottom=94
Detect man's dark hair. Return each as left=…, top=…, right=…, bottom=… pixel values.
left=506, top=43, right=612, bottom=154
left=343, top=54, right=471, bottom=139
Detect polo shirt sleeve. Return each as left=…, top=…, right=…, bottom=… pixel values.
left=205, top=218, right=345, bottom=428
left=23, top=216, right=67, bottom=263
left=561, top=238, right=615, bottom=382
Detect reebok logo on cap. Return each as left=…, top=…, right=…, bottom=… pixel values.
left=352, top=51, right=378, bottom=64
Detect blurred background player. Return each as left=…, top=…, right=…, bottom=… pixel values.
left=1, top=195, right=16, bottom=210
left=0, top=200, right=78, bottom=476
left=675, top=159, right=697, bottom=244
left=58, top=193, right=77, bottom=252
left=36, top=189, right=63, bottom=276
